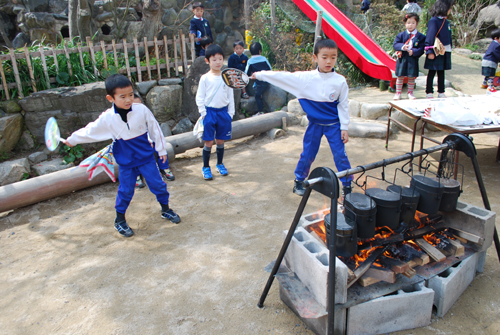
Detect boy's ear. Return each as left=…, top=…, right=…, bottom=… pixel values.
left=312, top=54, right=318, bottom=63
left=106, top=94, right=115, bottom=103
left=205, top=58, right=209, bottom=64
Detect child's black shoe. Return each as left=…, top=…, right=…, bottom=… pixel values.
left=114, top=219, right=134, bottom=237
left=293, top=179, right=305, bottom=196
left=161, top=208, right=181, bottom=224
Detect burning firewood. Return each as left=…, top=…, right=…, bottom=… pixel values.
left=450, top=228, right=484, bottom=244
left=415, top=238, right=446, bottom=262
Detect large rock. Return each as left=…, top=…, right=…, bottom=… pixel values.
left=0, top=100, right=22, bottom=114
left=240, top=97, right=259, bottom=115
left=17, top=130, right=35, bottom=150
left=223, top=7, right=233, bottom=25
left=32, top=157, right=74, bottom=176
left=348, top=99, right=362, bottom=117
left=0, top=114, right=23, bottom=152
left=475, top=38, right=493, bottom=53
left=287, top=98, right=305, bottom=116
left=123, top=21, right=143, bottom=41
left=28, top=151, right=47, bottom=164
left=215, top=32, right=227, bottom=46
left=214, top=19, right=224, bottom=33
left=181, top=56, right=210, bottom=122
left=24, top=0, right=49, bottom=12
left=390, top=110, right=422, bottom=132
left=476, top=4, right=500, bottom=33
left=223, top=35, right=236, bottom=57
left=162, top=8, right=178, bottom=26
left=0, top=158, right=30, bottom=186
left=158, top=78, right=182, bottom=85
left=161, top=0, right=177, bottom=9
left=49, top=0, right=68, bottom=13
left=12, top=32, right=31, bottom=49
left=136, top=80, right=157, bottom=95
left=25, top=12, right=55, bottom=29
left=349, top=122, right=392, bottom=139
left=361, top=103, right=389, bottom=120
left=172, top=118, right=194, bottom=135
left=160, top=122, right=172, bottom=137
left=145, top=85, right=183, bottom=123
left=262, top=85, right=287, bottom=112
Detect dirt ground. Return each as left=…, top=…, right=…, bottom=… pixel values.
left=1, top=125, right=499, bottom=335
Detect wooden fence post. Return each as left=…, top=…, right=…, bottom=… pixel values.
left=314, top=10, right=323, bottom=48
left=100, top=40, right=108, bottom=70
left=63, top=43, right=73, bottom=77
left=39, top=46, right=51, bottom=88
left=112, top=39, right=119, bottom=69
left=23, top=46, right=37, bottom=92
left=154, top=36, right=161, bottom=80
left=163, top=35, right=171, bottom=78
left=9, top=48, right=23, bottom=98
left=76, top=42, right=88, bottom=81
left=181, top=32, right=188, bottom=74
left=0, top=61, right=10, bottom=99
left=123, top=38, right=131, bottom=80
left=134, top=38, right=142, bottom=82
left=144, top=37, right=151, bottom=80
left=173, top=33, right=179, bottom=77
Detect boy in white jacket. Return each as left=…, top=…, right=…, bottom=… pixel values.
left=63, top=74, right=181, bottom=237
left=251, top=39, right=353, bottom=196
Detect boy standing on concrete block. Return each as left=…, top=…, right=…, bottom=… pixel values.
left=251, top=39, right=353, bottom=196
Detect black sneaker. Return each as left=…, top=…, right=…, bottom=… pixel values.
left=161, top=208, right=181, bottom=224
left=293, top=179, right=305, bottom=196
left=114, top=219, right=134, bottom=237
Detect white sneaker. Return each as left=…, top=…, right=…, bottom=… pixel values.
left=407, top=93, right=416, bottom=100
left=426, top=93, right=434, bottom=99
left=393, top=93, right=401, bottom=100
left=437, top=93, right=447, bottom=98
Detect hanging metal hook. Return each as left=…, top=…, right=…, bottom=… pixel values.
left=354, top=165, right=366, bottom=189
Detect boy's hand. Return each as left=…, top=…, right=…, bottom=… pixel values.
left=61, top=139, right=73, bottom=147
left=159, top=155, right=167, bottom=163
left=408, top=50, right=413, bottom=56
left=428, top=53, right=435, bottom=60
left=250, top=73, right=257, bottom=80
left=341, top=130, right=349, bottom=144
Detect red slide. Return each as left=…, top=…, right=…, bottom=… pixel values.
left=293, top=0, right=396, bottom=82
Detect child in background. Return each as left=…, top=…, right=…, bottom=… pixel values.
left=245, top=42, right=272, bottom=115
left=132, top=94, right=175, bottom=189
left=481, top=28, right=500, bottom=93
left=393, top=13, right=426, bottom=100
left=228, top=40, right=250, bottom=99
left=251, top=39, right=353, bottom=196
left=199, top=36, right=212, bottom=57
left=401, top=0, right=422, bottom=15
left=189, top=2, right=213, bottom=57
left=424, top=0, right=454, bottom=99
left=63, top=74, right=181, bottom=237
left=196, top=44, right=235, bottom=180
left=361, top=0, right=370, bottom=13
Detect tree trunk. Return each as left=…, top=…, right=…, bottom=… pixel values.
left=68, top=0, right=79, bottom=41
left=77, top=0, right=94, bottom=41
left=140, top=0, right=162, bottom=40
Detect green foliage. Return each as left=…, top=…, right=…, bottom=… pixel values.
left=469, top=54, right=482, bottom=60
left=0, top=151, right=9, bottom=162
left=59, top=144, right=84, bottom=165
left=369, top=3, right=405, bottom=54
left=248, top=1, right=315, bottom=71
left=463, top=44, right=480, bottom=52
left=336, top=51, right=370, bottom=87
left=21, top=173, right=30, bottom=181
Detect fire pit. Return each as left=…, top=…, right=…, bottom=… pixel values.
left=258, top=133, right=500, bottom=335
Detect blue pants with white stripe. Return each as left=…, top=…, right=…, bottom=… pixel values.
left=295, top=122, right=353, bottom=186
left=115, top=159, right=169, bottom=214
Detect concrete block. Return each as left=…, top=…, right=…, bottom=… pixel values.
left=360, top=103, right=389, bottom=120
left=476, top=250, right=487, bottom=273
left=283, top=226, right=348, bottom=308
left=348, top=99, right=361, bottom=118
left=427, top=252, right=478, bottom=317
left=349, top=122, right=390, bottom=139
left=347, top=282, right=434, bottom=335
left=442, top=201, right=496, bottom=252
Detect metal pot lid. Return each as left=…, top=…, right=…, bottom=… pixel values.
left=345, top=192, right=376, bottom=210
left=365, top=188, right=401, bottom=207
left=410, top=174, right=445, bottom=194
left=325, top=213, right=355, bottom=234
left=431, top=177, right=460, bottom=191
left=386, top=185, right=420, bottom=202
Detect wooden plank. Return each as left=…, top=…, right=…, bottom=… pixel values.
left=76, top=42, right=88, bottom=80
left=450, top=228, right=484, bottom=244
left=63, top=43, right=73, bottom=77
left=347, top=246, right=388, bottom=288
left=402, top=267, right=416, bottom=279
left=358, top=276, right=381, bottom=287
left=364, top=266, right=396, bottom=283
left=112, top=40, right=119, bottom=68
left=445, top=238, right=465, bottom=257
left=154, top=36, right=161, bottom=80
left=133, top=38, right=142, bottom=82
left=415, top=238, right=446, bottom=262
left=173, top=33, right=179, bottom=76
left=39, top=46, right=50, bottom=88
left=347, top=268, right=356, bottom=283
left=379, top=256, right=410, bottom=274
left=0, top=60, right=10, bottom=99
left=9, top=48, right=23, bottom=98
left=181, top=32, right=188, bottom=74
left=89, top=40, right=98, bottom=77
left=123, top=39, right=131, bottom=80
left=100, top=40, right=108, bottom=70
left=144, top=37, right=151, bottom=80
left=23, top=46, right=37, bottom=92
left=163, top=35, right=171, bottom=78
left=452, top=234, right=468, bottom=244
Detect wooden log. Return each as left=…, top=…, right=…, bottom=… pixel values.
left=364, top=266, right=396, bottom=283
left=173, top=33, right=179, bottom=76
left=450, top=228, right=484, bottom=244
left=452, top=234, right=468, bottom=244
left=112, top=39, right=119, bottom=68
left=123, top=39, right=131, bottom=80
left=441, top=237, right=465, bottom=257
left=144, top=37, right=151, bottom=80
left=23, top=46, right=37, bottom=92
left=415, top=238, right=446, bottom=262
left=314, top=10, right=323, bottom=47
left=163, top=35, right=171, bottom=78
left=0, top=59, right=10, bottom=99
left=347, top=268, right=356, bottom=283
left=348, top=246, right=388, bottom=288
left=39, top=46, right=51, bottom=88
left=282, top=117, right=287, bottom=131
left=100, top=40, right=108, bottom=70
left=379, top=256, right=410, bottom=274
left=89, top=40, right=98, bottom=77
left=0, top=112, right=290, bottom=213
left=9, top=48, right=23, bottom=98
left=358, top=276, right=381, bottom=287
left=154, top=36, right=161, bottom=80
left=133, top=38, right=142, bottom=82
left=63, top=44, right=73, bottom=77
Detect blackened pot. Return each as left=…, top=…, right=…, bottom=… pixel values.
left=410, top=174, right=444, bottom=215
left=324, top=213, right=357, bottom=258
left=432, top=177, right=461, bottom=211
left=387, top=185, right=420, bottom=225
left=344, top=192, right=377, bottom=238
left=365, top=188, right=402, bottom=230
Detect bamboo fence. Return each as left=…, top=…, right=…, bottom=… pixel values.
left=0, top=32, right=196, bottom=100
